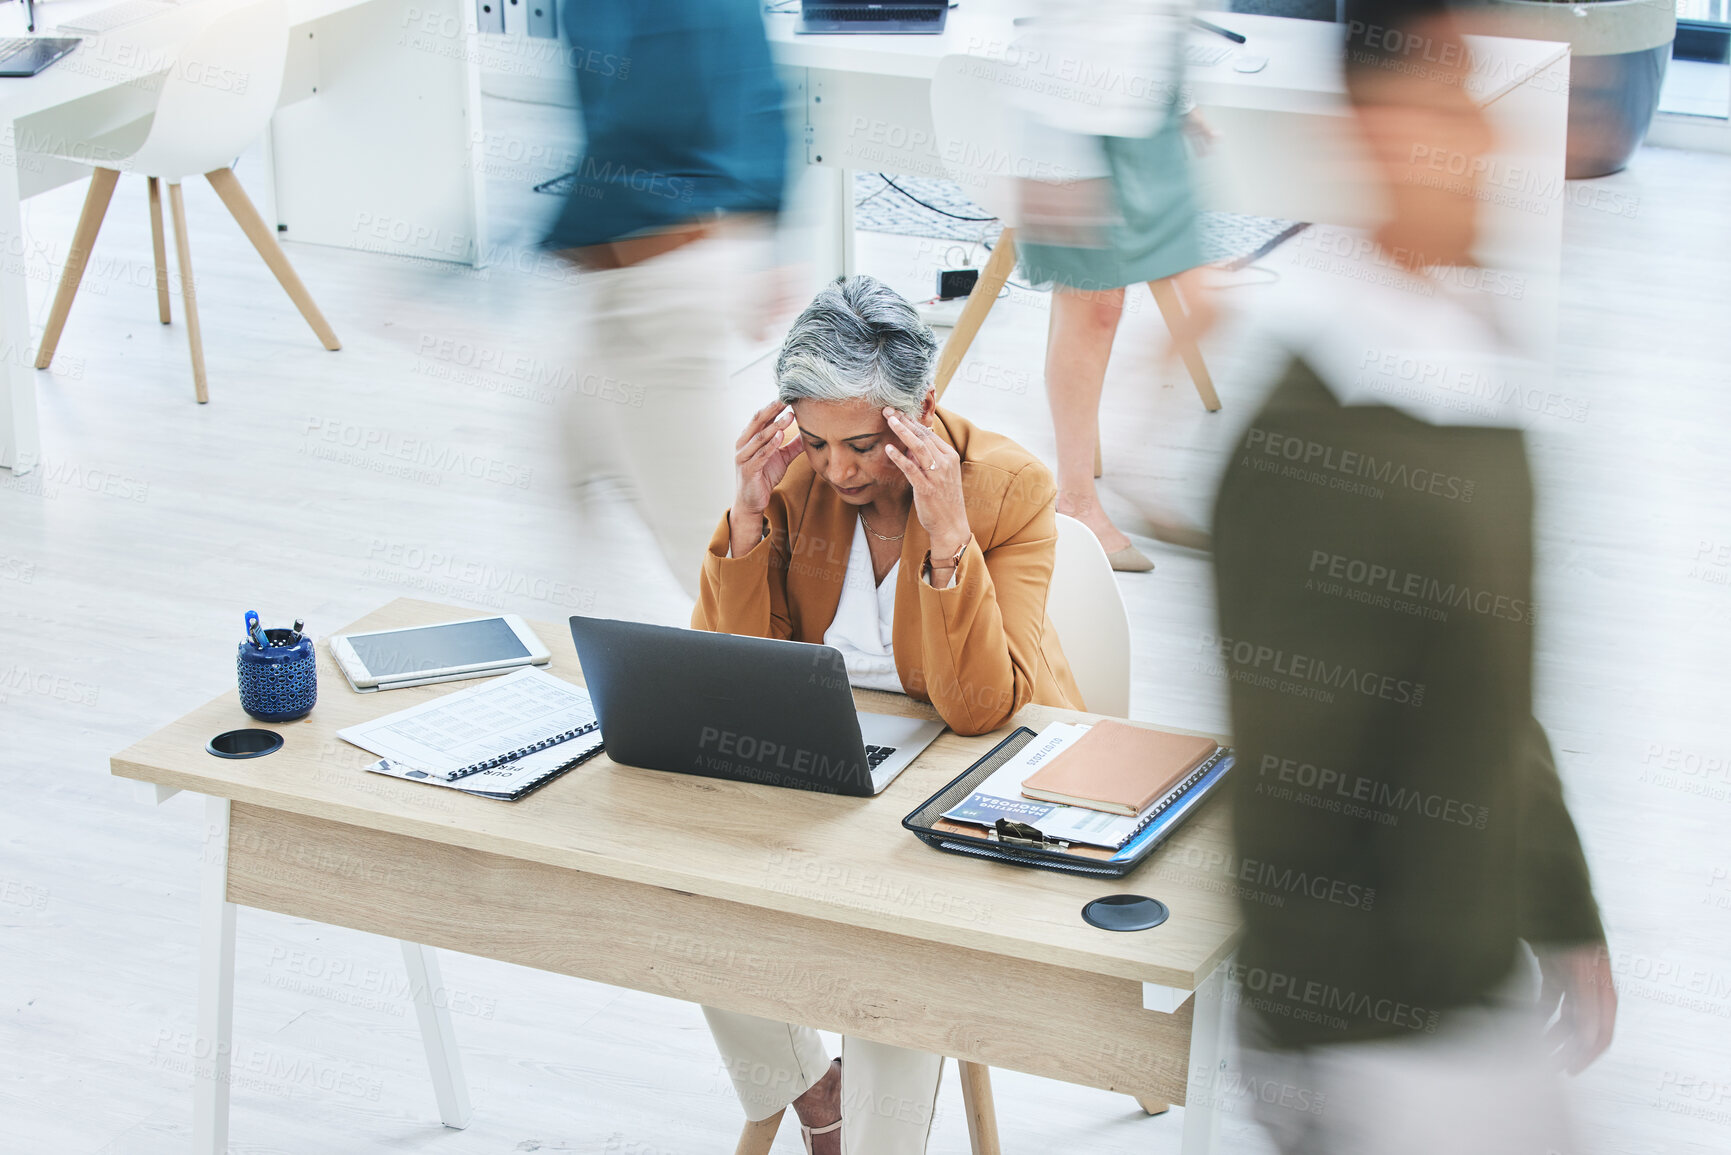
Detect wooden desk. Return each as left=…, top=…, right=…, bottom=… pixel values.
left=112, top=597, right=1242, bottom=1154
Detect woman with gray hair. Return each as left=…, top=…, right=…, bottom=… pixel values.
left=693, top=276, right=1082, bottom=1154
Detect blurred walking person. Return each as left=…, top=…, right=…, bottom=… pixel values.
left=1014, top=0, right=1216, bottom=570
left=1209, top=7, right=1616, bottom=1153
left=550, top=0, right=788, bottom=597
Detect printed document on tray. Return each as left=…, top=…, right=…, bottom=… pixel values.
left=939, top=721, right=1162, bottom=849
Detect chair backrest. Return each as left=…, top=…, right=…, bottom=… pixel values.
left=1046, top=513, right=1132, bottom=717
left=126, top=0, right=290, bottom=182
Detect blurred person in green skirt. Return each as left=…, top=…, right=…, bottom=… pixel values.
left=1014, top=0, right=1216, bottom=571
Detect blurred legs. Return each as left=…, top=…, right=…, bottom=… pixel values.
left=1238, top=1001, right=1571, bottom=1155
left=570, top=231, right=769, bottom=598
left=1045, top=286, right=1140, bottom=560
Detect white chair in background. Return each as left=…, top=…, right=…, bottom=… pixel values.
left=34, top=0, right=340, bottom=403
left=1048, top=512, right=1134, bottom=717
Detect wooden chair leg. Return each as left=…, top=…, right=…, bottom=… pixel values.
left=148, top=176, right=171, bottom=324
left=958, top=1060, right=1003, bottom=1155
left=203, top=166, right=341, bottom=351
left=35, top=167, right=121, bottom=370
left=1136, top=1096, right=1172, bottom=1115
left=166, top=182, right=209, bottom=404
left=1148, top=277, right=1221, bottom=412
left=1094, top=428, right=1104, bottom=478
left=734, top=1107, right=784, bottom=1155
left=933, top=228, right=1017, bottom=401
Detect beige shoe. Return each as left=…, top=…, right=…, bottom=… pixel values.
left=1107, top=546, right=1155, bottom=572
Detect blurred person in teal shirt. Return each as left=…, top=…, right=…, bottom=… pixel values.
left=550, top=0, right=789, bottom=598
left=547, top=0, right=786, bottom=250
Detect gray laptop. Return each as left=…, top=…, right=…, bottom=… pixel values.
left=0, top=37, right=80, bottom=77
left=796, top=1, right=949, bottom=35
left=569, top=616, right=945, bottom=796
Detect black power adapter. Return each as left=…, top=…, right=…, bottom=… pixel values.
left=936, top=268, right=979, bottom=301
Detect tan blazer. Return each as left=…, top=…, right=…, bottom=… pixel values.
left=692, top=408, right=1082, bottom=736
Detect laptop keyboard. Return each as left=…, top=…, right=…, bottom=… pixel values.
left=55, top=0, right=177, bottom=35
left=808, top=7, right=942, bottom=21
left=866, top=744, right=896, bottom=770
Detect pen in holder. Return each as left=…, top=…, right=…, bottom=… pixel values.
left=237, top=629, right=318, bottom=723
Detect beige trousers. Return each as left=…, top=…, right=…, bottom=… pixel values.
left=703, top=1007, right=944, bottom=1155
left=566, top=226, right=772, bottom=599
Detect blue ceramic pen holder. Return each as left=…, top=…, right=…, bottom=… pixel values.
left=237, top=629, right=318, bottom=723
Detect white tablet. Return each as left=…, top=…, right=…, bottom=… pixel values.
left=330, top=615, right=551, bottom=692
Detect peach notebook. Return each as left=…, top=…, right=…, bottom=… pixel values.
left=1020, top=720, right=1218, bottom=816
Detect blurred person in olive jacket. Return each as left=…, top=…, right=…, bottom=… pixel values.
left=1208, top=7, right=1615, bottom=1153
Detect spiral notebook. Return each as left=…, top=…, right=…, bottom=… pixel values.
left=362, top=738, right=604, bottom=800
left=337, top=667, right=600, bottom=785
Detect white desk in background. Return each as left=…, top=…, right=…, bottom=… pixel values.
left=0, top=0, right=490, bottom=474
left=769, top=6, right=1569, bottom=363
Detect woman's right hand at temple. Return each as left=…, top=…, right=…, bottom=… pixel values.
left=729, top=400, right=803, bottom=556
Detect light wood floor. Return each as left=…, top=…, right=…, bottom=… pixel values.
left=1, top=111, right=1728, bottom=1153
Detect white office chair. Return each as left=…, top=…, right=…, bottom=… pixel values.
left=35, top=0, right=340, bottom=402
left=1047, top=512, right=1134, bottom=717
left=928, top=53, right=1219, bottom=427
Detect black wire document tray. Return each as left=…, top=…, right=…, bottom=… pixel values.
left=901, top=726, right=1235, bottom=878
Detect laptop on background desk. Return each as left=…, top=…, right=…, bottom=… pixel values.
left=796, top=0, right=949, bottom=35
left=0, top=36, right=80, bottom=76
left=569, top=616, right=945, bottom=796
